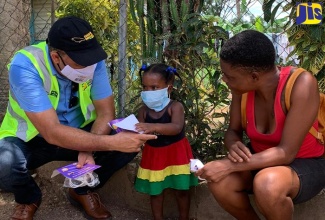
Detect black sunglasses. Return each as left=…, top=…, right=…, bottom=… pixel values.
left=69, top=82, right=79, bottom=108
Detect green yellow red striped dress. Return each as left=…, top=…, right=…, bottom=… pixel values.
left=134, top=106, right=198, bottom=195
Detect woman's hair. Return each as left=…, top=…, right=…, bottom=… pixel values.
left=139, top=63, right=182, bottom=84
left=220, top=30, right=276, bottom=72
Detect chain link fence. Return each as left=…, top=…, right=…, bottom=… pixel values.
left=0, top=0, right=311, bottom=160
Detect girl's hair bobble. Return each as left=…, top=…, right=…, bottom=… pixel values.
left=141, top=64, right=147, bottom=71
left=166, top=66, right=176, bottom=74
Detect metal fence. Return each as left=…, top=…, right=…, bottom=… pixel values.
left=0, top=0, right=305, bottom=160
left=0, top=0, right=295, bottom=112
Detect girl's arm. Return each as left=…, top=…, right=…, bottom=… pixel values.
left=137, top=105, right=146, bottom=123
left=135, top=101, right=184, bottom=135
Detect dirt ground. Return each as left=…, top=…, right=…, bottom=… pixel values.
left=0, top=174, right=153, bottom=220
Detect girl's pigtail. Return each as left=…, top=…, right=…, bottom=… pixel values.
left=166, top=66, right=183, bottom=83
left=139, top=64, right=147, bottom=82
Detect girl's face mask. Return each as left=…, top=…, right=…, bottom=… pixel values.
left=141, top=87, right=170, bottom=112
left=60, top=64, right=97, bottom=83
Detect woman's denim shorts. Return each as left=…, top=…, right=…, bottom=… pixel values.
left=247, top=143, right=325, bottom=204
left=290, top=157, right=325, bottom=204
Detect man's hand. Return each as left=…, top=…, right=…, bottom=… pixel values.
left=76, top=151, right=95, bottom=168
left=110, top=131, right=157, bottom=152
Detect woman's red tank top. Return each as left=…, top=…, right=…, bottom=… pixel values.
left=246, top=66, right=324, bottom=158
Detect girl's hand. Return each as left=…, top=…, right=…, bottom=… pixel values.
left=135, top=123, right=156, bottom=134
left=76, top=151, right=95, bottom=168
left=227, top=141, right=252, bottom=162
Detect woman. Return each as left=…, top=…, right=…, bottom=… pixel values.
left=196, top=30, right=325, bottom=220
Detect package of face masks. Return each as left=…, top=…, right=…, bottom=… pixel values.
left=63, top=172, right=100, bottom=188
left=190, top=159, right=206, bottom=181
left=108, top=118, right=124, bottom=133
left=108, top=114, right=142, bottom=133
left=190, top=159, right=204, bottom=172
left=51, top=162, right=101, bottom=188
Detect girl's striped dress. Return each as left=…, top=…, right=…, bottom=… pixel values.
left=135, top=103, right=198, bottom=195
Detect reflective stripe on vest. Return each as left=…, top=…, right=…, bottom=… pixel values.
left=0, top=42, right=96, bottom=141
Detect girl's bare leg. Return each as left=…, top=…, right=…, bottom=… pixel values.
left=151, top=193, right=164, bottom=220
left=175, top=189, right=191, bottom=220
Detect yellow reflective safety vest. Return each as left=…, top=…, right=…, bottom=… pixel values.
left=0, top=42, right=96, bottom=142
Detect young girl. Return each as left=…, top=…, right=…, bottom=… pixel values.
left=134, top=63, right=198, bottom=220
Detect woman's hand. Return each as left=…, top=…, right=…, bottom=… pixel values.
left=196, top=159, right=232, bottom=183
left=227, top=141, right=252, bottom=162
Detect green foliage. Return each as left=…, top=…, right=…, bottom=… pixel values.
left=262, top=0, right=277, bottom=23
left=55, top=0, right=142, bottom=115
left=201, top=0, right=227, bottom=17
left=57, top=0, right=231, bottom=162
left=130, top=0, right=163, bottom=63
left=174, top=21, right=231, bottom=156
left=255, top=17, right=264, bottom=32
left=55, top=0, right=141, bottom=64
left=130, top=0, right=230, bottom=162
left=263, top=0, right=325, bottom=80
left=216, top=12, right=287, bottom=35
left=173, top=71, right=231, bottom=162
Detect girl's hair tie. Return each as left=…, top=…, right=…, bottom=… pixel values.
left=166, top=66, right=177, bottom=74
left=140, top=64, right=147, bottom=71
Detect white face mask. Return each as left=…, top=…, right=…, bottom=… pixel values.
left=61, top=64, right=97, bottom=83
left=64, top=172, right=100, bottom=188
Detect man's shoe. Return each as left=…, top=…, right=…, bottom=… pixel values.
left=11, top=201, right=40, bottom=220
left=67, top=188, right=112, bottom=220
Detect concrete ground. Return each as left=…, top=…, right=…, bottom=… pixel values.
left=0, top=161, right=189, bottom=220
left=2, top=161, right=325, bottom=220
left=0, top=175, right=153, bottom=220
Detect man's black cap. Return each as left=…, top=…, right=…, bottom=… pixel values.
left=47, top=16, right=107, bottom=66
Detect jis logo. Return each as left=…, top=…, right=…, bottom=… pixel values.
left=296, top=3, right=322, bottom=25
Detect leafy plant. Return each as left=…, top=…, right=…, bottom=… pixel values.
left=56, top=0, right=231, bottom=162
left=55, top=0, right=142, bottom=114
left=130, top=0, right=230, bottom=162
left=262, top=0, right=325, bottom=81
